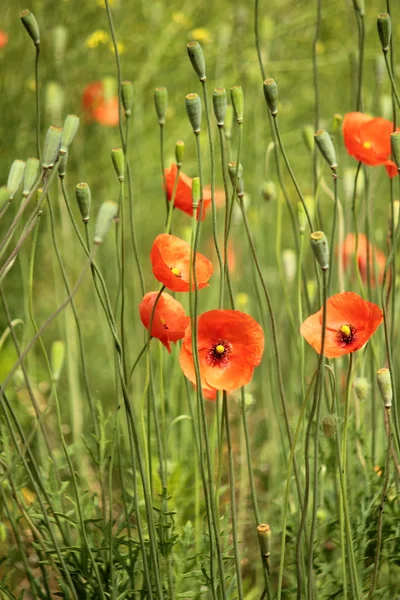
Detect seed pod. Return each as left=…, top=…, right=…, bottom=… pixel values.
left=322, top=415, right=336, bottom=438
left=111, top=147, right=124, bottom=181
left=185, top=93, right=202, bottom=134
left=94, top=201, right=118, bottom=244
left=213, top=88, right=227, bottom=127
left=51, top=340, right=65, bottom=382
left=121, top=80, right=133, bottom=117
left=263, top=78, right=278, bottom=116
left=230, top=86, right=244, bottom=123
left=23, top=157, right=40, bottom=196
left=192, top=177, right=201, bottom=209
left=42, top=125, right=62, bottom=169
left=187, top=41, right=206, bottom=81
left=60, top=114, right=79, bottom=155
left=314, top=130, right=337, bottom=171
left=20, top=9, right=40, bottom=46
left=154, top=87, right=168, bottom=125
left=7, top=160, right=25, bottom=200
left=390, top=132, right=400, bottom=170
left=377, top=368, right=392, bottom=408
left=257, top=524, right=271, bottom=559
left=311, top=231, right=329, bottom=271
left=377, top=13, right=391, bottom=52
left=175, top=140, right=184, bottom=168
left=58, top=152, right=68, bottom=178
left=75, top=183, right=91, bottom=222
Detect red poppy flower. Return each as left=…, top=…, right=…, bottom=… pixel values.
left=150, top=233, right=213, bottom=292
left=82, top=81, right=119, bottom=127
left=180, top=310, right=264, bottom=392
left=139, top=291, right=190, bottom=353
left=0, top=30, right=8, bottom=49
left=341, top=233, right=386, bottom=286
left=343, top=112, right=398, bottom=177
left=300, top=292, right=383, bottom=358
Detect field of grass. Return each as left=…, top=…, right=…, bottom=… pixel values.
left=1, top=0, right=400, bottom=598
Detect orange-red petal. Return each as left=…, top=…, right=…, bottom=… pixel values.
left=139, top=291, right=189, bottom=353
left=164, top=164, right=212, bottom=220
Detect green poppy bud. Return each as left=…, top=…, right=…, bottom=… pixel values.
left=154, top=86, right=168, bottom=125
left=20, top=9, right=40, bottom=46
left=51, top=340, right=65, bottom=382
left=192, top=177, right=201, bottom=209
left=377, top=368, right=392, bottom=408
left=75, top=183, right=91, bottom=223
left=121, top=80, right=134, bottom=117
left=257, top=524, right=271, bottom=559
left=175, top=140, right=184, bottom=168
left=58, top=152, right=68, bottom=179
left=302, top=125, right=314, bottom=152
left=261, top=180, right=277, bottom=202
left=228, top=161, right=244, bottom=196
left=94, top=201, right=118, bottom=245
left=263, top=78, right=278, bottom=116
left=230, top=85, right=244, bottom=124
left=187, top=41, right=206, bottom=81
left=332, top=113, right=343, bottom=134
left=310, top=231, right=329, bottom=271
left=213, top=88, right=227, bottom=127
left=314, top=130, right=337, bottom=171
left=23, top=158, right=40, bottom=197
left=7, top=160, right=25, bottom=200
left=111, top=147, right=124, bottom=181
left=390, top=132, right=400, bottom=170
left=42, top=125, right=62, bottom=169
left=60, top=114, right=79, bottom=156
left=185, top=93, right=202, bottom=134
left=353, top=0, right=365, bottom=16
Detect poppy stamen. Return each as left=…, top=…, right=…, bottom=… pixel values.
left=363, top=141, right=372, bottom=149
left=207, top=340, right=231, bottom=367
left=170, top=267, right=182, bottom=278
left=215, top=344, right=225, bottom=354
left=336, top=323, right=357, bottom=346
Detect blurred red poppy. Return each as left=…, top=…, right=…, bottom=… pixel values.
left=341, top=233, right=386, bottom=286
left=180, top=310, right=264, bottom=392
left=300, top=291, right=383, bottom=358
left=139, top=291, right=189, bottom=353
left=343, top=112, right=398, bottom=177
left=82, top=81, right=119, bottom=127
left=150, top=233, right=213, bottom=292
left=0, top=30, right=8, bottom=49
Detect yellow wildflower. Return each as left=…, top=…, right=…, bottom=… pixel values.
left=172, top=11, right=192, bottom=28
left=109, top=41, right=125, bottom=54
left=236, top=293, right=249, bottom=308
left=190, top=28, right=212, bottom=44
left=85, top=30, right=109, bottom=48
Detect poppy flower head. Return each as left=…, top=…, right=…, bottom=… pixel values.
left=343, top=112, right=398, bottom=177
left=139, top=291, right=190, bottom=353
left=150, top=233, right=213, bottom=292
left=164, top=163, right=212, bottom=220
left=82, top=81, right=119, bottom=127
left=180, top=309, right=264, bottom=392
left=0, top=30, right=8, bottom=49
left=341, top=233, right=386, bottom=286
left=300, top=291, right=383, bottom=358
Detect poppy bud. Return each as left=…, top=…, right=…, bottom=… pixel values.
left=377, top=13, right=391, bottom=52
left=20, top=9, right=40, bottom=46
left=332, top=113, right=343, bottom=134
left=263, top=78, right=278, bottom=116
left=390, top=132, right=400, bottom=170
left=185, top=93, right=202, bottom=134
left=228, top=161, right=244, bottom=196
left=230, top=86, right=244, bottom=123
left=23, top=158, right=40, bottom=197
left=311, top=231, right=329, bottom=271
left=377, top=368, right=392, bottom=408
left=192, top=177, right=201, bottom=209
left=213, top=88, right=227, bottom=127
left=121, top=80, right=133, bottom=117
left=322, top=415, right=336, bottom=438
left=353, top=0, right=365, bottom=17
left=224, top=105, right=234, bottom=140
left=59, top=114, right=79, bottom=156
left=353, top=377, right=370, bottom=401
left=187, top=41, right=206, bottom=81
left=154, top=86, right=168, bottom=125
left=76, top=183, right=91, bottom=222
left=261, top=180, right=277, bottom=202
left=111, top=147, right=124, bottom=181
left=257, top=524, right=271, bottom=559
left=175, top=140, right=184, bottom=168
left=314, top=130, right=337, bottom=171
left=0, top=186, right=9, bottom=207
left=94, top=201, right=118, bottom=245
left=7, top=160, right=25, bottom=200
left=42, top=125, right=62, bottom=169
left=58, top=152, right=68, bottom=179
left=302, top=125, right=314, bottom=152
left=51, top=340, right=65, bottom=383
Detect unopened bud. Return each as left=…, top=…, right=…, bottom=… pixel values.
left=353, top=377, right=370, bottom=402
left=121, top=80, right=133, bottom=117
left=390, top=132, right=400, bottom=170
left=261, top=180, right=277, bottom=202
left=353, top=0, right=365, bottom=17
left=377, top=368, right=392, bottom=408
left=7, top=160, right=25, bottom=200
left=75, top=183, right=91, bottom=222
left=175, top=141, right=184, bottom=168
left=311, top=231, right=329, bottom=270
left=42, top=126, right=62, bottom=169
left=377, top=13, right=391, bottom=53
left=51, top=340, right=65, bottom=382
left=185, top=93, right=202, bottom=134
left=322, top=415, right=336, bottom=438
left=213, top=88, right=227, bottom=127
left=154, top=87, right=168, bottom=125
left=302, top=125, right=314, bottom=152
left=23, top=158, right=40, bottom=197
left=230, top=86, right=244, bottom=123
left=20, top=9, right=40, bottom=46
left=94, top=201, right=118, bottom=244
left=111, top=147, right=124, bottom=181
left=228, top=161, right=244, bottom=196
left=187, top=41, right=206, bottom=81
left=332, top=113, right=343, bottom=134
left=263, top=78, right=278, bottom=116
left=60, top=114, right=79, bottom=155
left=314, top=130, right=337, bottom=171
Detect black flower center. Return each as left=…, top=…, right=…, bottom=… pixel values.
left=207, top=340, right=231, bottom=367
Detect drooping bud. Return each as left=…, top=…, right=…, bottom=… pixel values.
left=302, top=125, right=314, bottom=152
left=260, top=180, right=277, bottom=202
left=257, top=524, right=271, bottom=559
left=58, top=152, right=68, bottom=178
left=353, top=377, right=370, bottom=402
left=111, top=148, right=124, bottom=181
left=322, top=415, right=336, bottom=438
left=377, top=368, right=392, bottom=408
left=377, top=13, right=391, bottom=53
left=23, top=158, right=40, bottom=197
left=228, top=161, right=244, bottom=197
left=192, top=177, right=201, bottom=209
left=42, top=125, right=62, bottom=169
left=310, top=231, right=329, bottom=271
left=230, top=86, right=244, bottom=123
left=7, top=160, right=25, bottom=200
left=94, top=201, right=118, bottom=244
left=60, top=114, right=79, bottom=155
left=51, top=340, right=65, bottom=383
left=185, top=93, right=202, bottom=134
left=263, top=78, right=278, bottom=116
left=154, top=87, right=168, bottom=125
left=121, top=80, right=133, bottom=117
left=20, top=9, right=40, bottom=46
left=314, top=130, right=337, bottom=171
left=213, top=88, right=227, bottom=127
left=187, top=41, right=206, bottom=81
left=224, top=105, right=233, bottom=140
left=175, top=140, right=184, bottom=168
left=390, top=132, right=400, bottom=170
left=75, top=183, right=91, bottom=223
